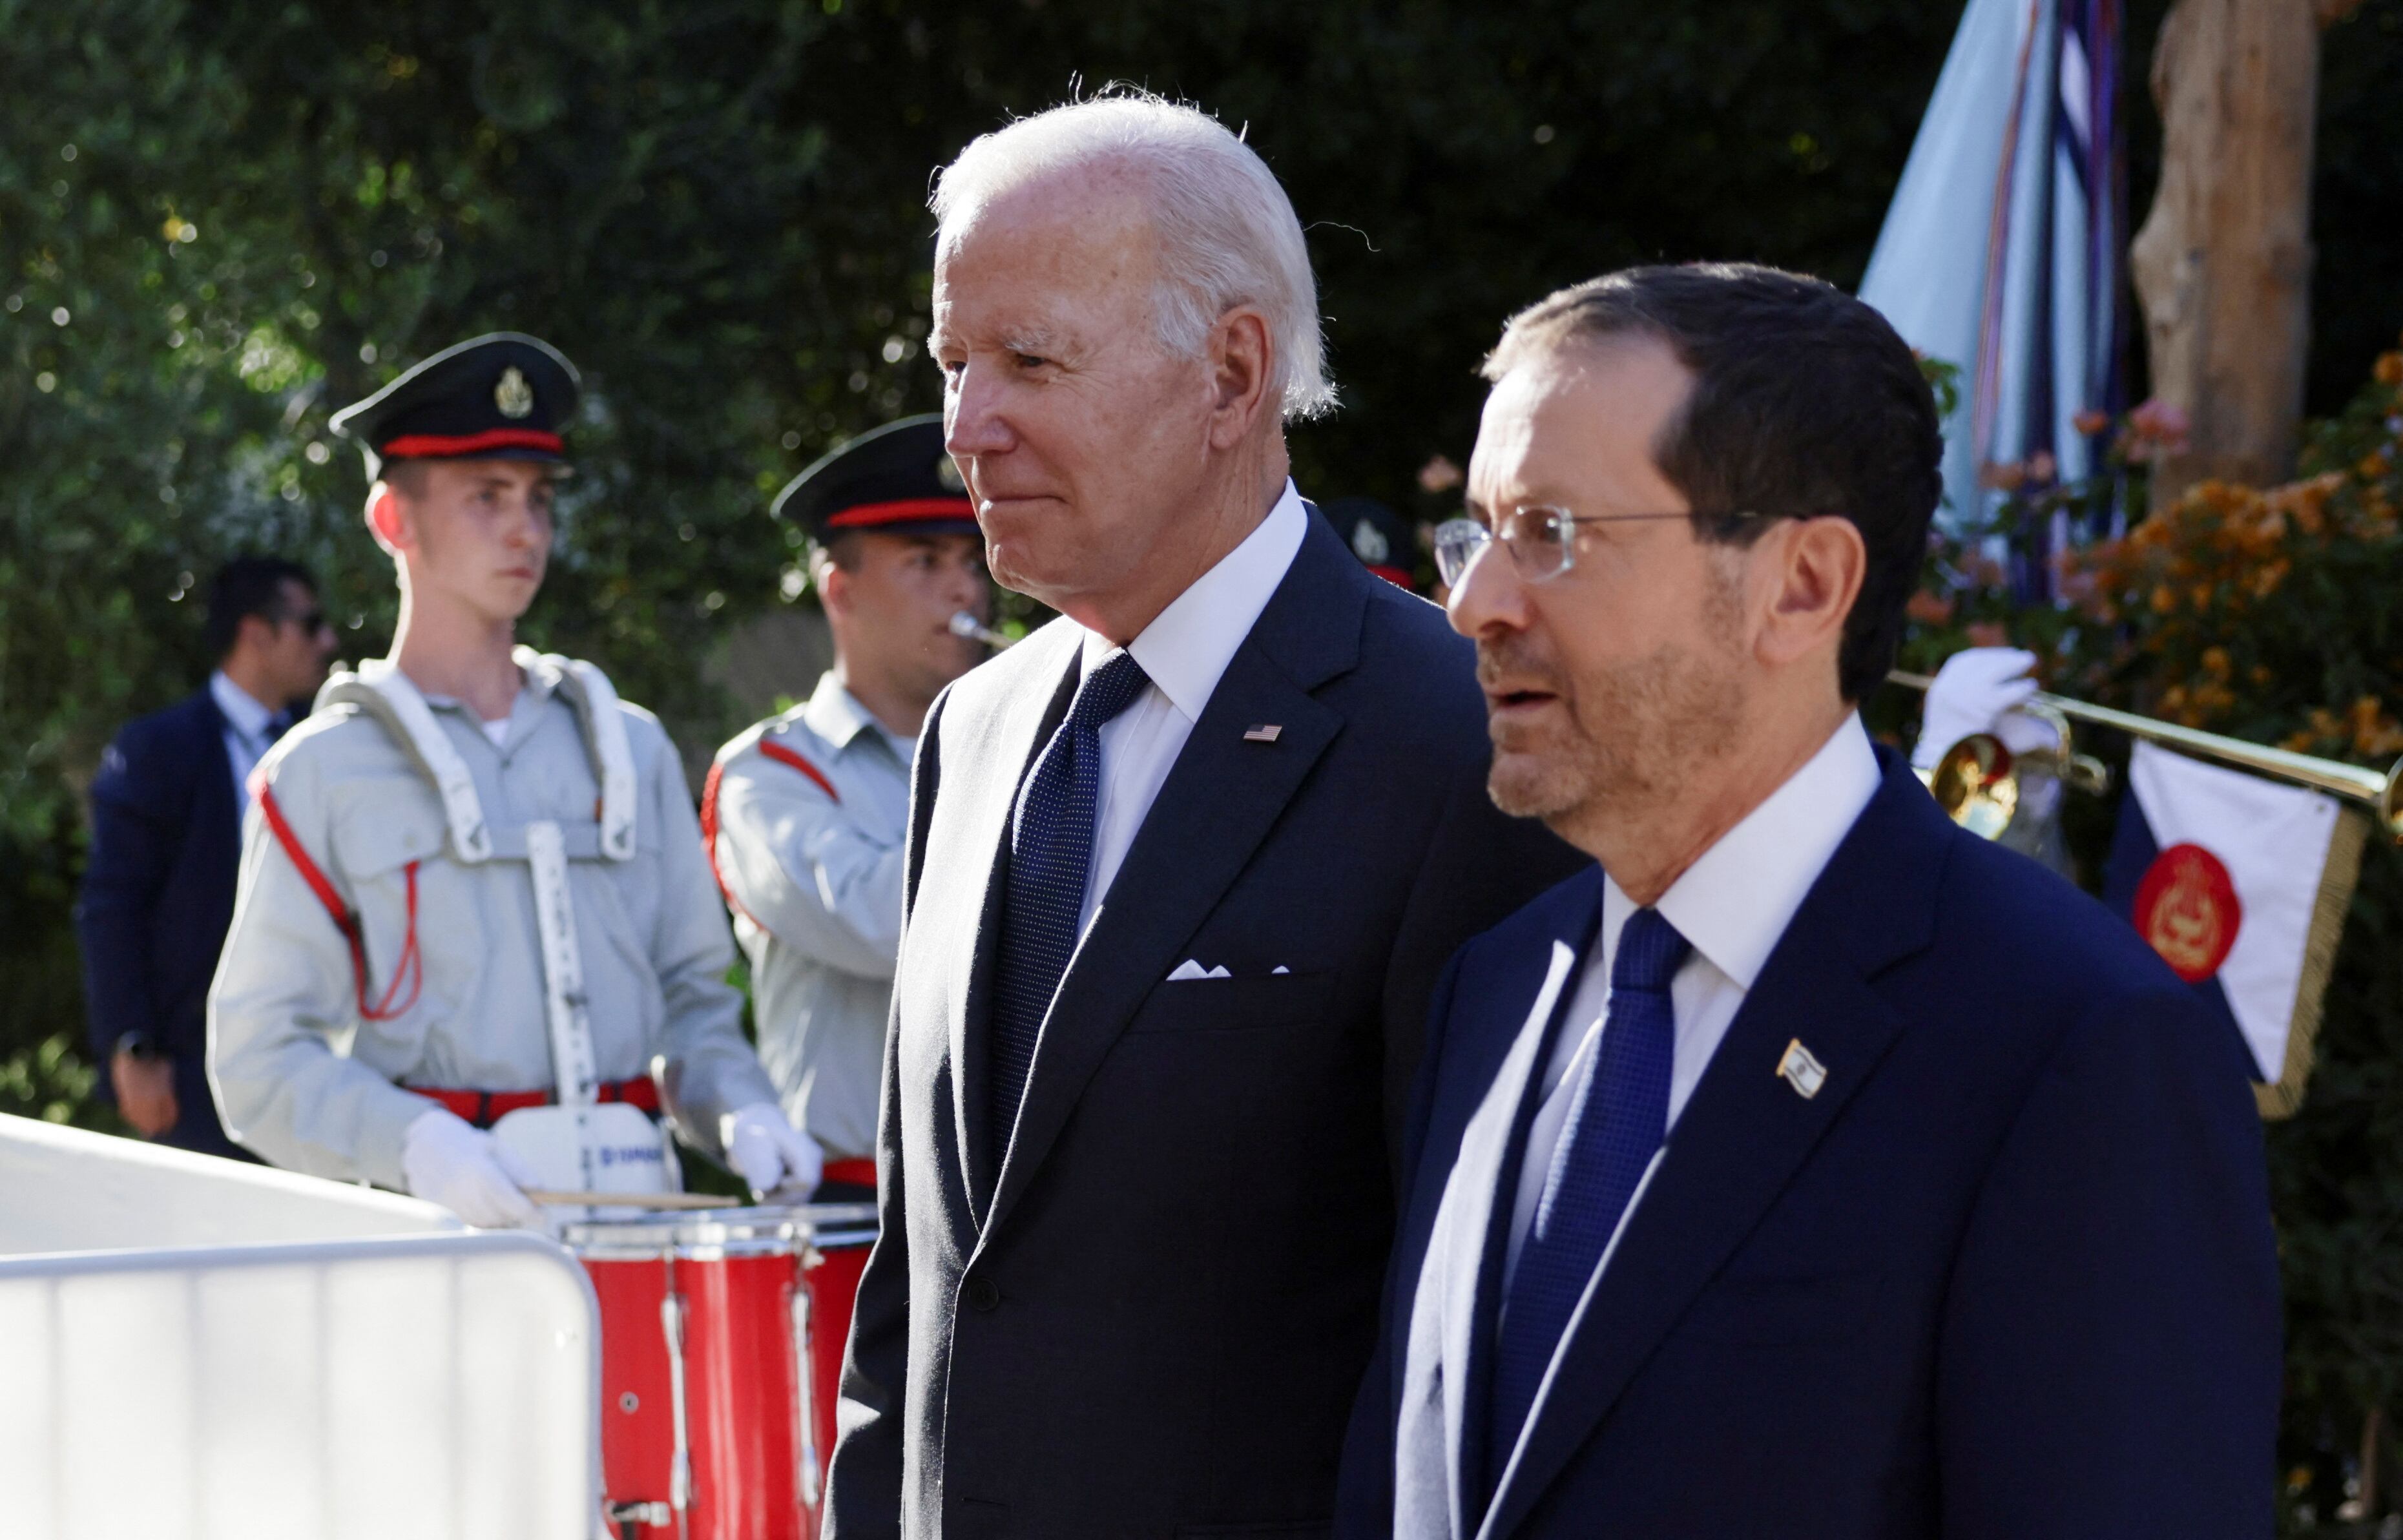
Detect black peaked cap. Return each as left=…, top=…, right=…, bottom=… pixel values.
left=328, top=332, right=579, bottom=479
left=772, top=415, right=977, bottom=540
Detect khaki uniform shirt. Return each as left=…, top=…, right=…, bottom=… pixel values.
left=209, top=651, right=775, bottom=1189
left=707, top=674, right=912, bottom=1161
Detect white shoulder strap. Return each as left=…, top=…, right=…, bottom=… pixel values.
left=521, top=648, right=639, bottom=862
left=326, top=662, right=494, bottom=863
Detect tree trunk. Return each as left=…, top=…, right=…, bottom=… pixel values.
left=2128, top=0, right=2331, bottom=506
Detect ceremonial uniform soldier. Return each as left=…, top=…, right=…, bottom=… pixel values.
left=209, top=333, right=818, bottom=1227
left=703, top=417, right=989, bottom=1196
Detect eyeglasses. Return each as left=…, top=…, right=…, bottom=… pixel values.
left=1432, top=505, right=1769, bottom=587
left=282, top=608, right=333, bottom=636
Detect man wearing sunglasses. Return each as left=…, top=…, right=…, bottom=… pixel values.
left=1339, top=263, right=2279, bottom=1538
left=78, top=557, right=337, bottom=1155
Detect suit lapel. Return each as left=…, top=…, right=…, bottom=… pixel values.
left=980, top=515, right=1370, bottom=1238
left=942, top=632, right=1081, bottom=1219
left=1482, top=762, right=1950, bottom=1538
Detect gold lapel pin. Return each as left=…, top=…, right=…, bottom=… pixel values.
left=1243, top=724, right=1283, bottom=743
left=1776, top=1038, right=1829, bottom=1099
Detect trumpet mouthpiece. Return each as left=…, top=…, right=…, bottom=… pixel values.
left=950, top=612, right=1010, bottom=648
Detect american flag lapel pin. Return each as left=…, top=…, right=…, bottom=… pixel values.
left=1776, top=1038, right=1829, bottom=1099
left=1243, top=724, right=1283, bottom=743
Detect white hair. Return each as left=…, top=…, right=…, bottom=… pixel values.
left=931, top=89, right=1336, bottom=421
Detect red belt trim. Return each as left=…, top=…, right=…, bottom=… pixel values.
left=822, top=497, right=975, bottom=530
left=255, top=780, right=423, bottom=1021
left=379, top=428, right=563, bottom=460
left=411, top=1077, right=660, bottom=1130
left=819, top=1157, right=877, bottom=1190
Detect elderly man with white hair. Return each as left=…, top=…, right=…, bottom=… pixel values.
left=824, top=93, right=1579, bottom=1537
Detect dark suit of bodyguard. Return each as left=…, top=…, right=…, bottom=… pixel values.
left=825, top=98, right=1580, bottom=1537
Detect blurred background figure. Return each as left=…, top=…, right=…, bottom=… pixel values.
left=1322, top=495, right=1422, bottom=593
left=705, top=415, right=989, bottom=1201
left=76, top=556, right=336, bottom=1155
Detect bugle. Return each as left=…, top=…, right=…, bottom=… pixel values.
left=1888, top=669, right=2403, bottom=842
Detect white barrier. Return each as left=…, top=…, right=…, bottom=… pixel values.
left=0, top=1117, right=601, bottom=1539
left=0, top=1112, right=459, bottom=1254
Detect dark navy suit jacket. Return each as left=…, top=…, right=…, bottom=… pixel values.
left=76, top=687, right=257, bottom=1157
left=1338, top=751, right=2282, bottom=1539
left=826, top=512, right=1585, bottom=1539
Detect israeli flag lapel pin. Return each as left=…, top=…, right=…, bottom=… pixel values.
left=1776, top=1038, right=1829, bottom=1099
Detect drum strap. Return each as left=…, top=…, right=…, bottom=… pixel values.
left=526, top=819, right=601, bottom=1110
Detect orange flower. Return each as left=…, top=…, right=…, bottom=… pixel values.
left=1906, top=589, right=1957, bottom=625
left=2150, top=584, right=2178, bottom=614
left=1965, top=621, right=2009, bottom=648
left=2376, top=351, right=2403, bottom=388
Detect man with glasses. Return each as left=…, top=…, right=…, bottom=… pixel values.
left=209, top=333, right=811, bottom=1224
left=1339, top=264, right=2279, bottom=1538
left=79, top=557, right=336, bottom=1156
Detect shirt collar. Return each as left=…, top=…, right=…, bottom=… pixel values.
left=1601, top=713, right=1882, bottom=990
left=1079, top=479, right=1309, bottom=721
left=209, top=671, right=278, bottom=738
left=800, top=671, right=910, bottom=756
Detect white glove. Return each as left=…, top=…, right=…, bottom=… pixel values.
left=722, top=1103, right=824, bottom=1199
left=1911, top=647, right=2061, bottom=769
left=401, top=1107, right=543, bottom=1229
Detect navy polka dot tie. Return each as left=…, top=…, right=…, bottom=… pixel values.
left=988, top=649, right=1154, bottom=1154
left=1486, top=906, right=1690, bottom=1497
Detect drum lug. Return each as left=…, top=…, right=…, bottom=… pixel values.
left=660, top=1291, right=693, bottom=1537
left=607, top=1499, right=672, bottom=1537
left=792, top=1285, right=821, bottom=1510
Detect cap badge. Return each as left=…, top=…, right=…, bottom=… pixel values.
left=935, top=455, right=966, bottom=492
left=495, top=366, right=535, bottom=419
left=1351, top=519, right=1391, bottom=565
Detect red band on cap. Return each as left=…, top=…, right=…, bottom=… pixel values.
left=379, top=428, right=564, bottom=460
left=823, top=497, right=977, bottom=530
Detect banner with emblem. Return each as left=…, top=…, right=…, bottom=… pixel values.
left=2100, top=741, right=2369, bottom=1118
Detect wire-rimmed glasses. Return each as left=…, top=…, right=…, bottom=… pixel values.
left=1432, top=505, right=1767, bottom=587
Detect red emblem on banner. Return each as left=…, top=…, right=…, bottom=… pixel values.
left=2133, top=842, right=2242, bottom=983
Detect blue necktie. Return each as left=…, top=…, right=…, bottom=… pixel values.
left=1486, top=906, right=1691, bottom=1493
left=988, top=649, right=1152, bottom=1153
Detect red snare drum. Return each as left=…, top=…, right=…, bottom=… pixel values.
left=563, top=1202, right=878, bottom=1539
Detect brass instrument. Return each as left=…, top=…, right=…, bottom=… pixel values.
left=1888, top=669, right=2403, bottom=844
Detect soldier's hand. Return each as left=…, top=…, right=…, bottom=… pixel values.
left=723, top=1103, right=824, bottom=1199
left=401, top=1108, right=544, bottom=1229
left=110, top=1047, right=180, bottom=1138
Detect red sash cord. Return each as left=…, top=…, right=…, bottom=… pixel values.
left=255, top=782, right=422, bottom=1021
left=700, top=737, right=842, bottom=924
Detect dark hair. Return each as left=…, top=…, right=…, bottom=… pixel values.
left=204, top=557, right=316, bottom=661
left=1483, top=262, right=1943, bottom=702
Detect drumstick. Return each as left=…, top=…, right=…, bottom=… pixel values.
left=525, top=1189, right=736, bottom=1211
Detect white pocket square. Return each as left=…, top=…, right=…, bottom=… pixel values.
left=1167, top=959, right=1232, bottom=981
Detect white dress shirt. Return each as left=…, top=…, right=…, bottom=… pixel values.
left=1074, top=481, right=1308, bottom=935
left=209, top=670, right=282, bottom=806
left=1504, top=713, right=1882, bottom=1285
